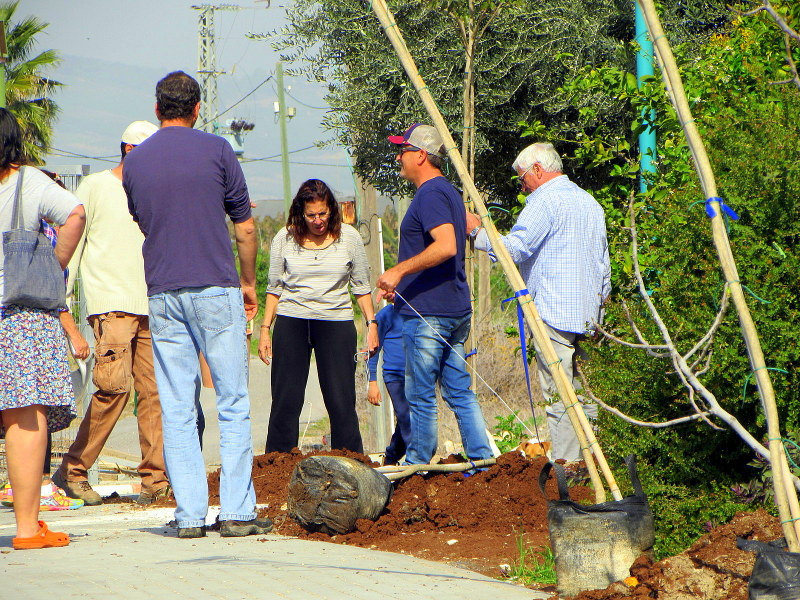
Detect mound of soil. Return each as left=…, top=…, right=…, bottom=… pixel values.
left=571, top=509, right=784, bottom=600
left=208, top=449, right=594, bottom=577
left=206, top=452, right=788, bottom=598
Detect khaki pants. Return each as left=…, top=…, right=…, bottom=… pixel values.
left=535, top=323, right=598, bottom=462
left=57, top=312, right=167, bottom=491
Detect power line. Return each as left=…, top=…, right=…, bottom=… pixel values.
left=49, top=148, right=117, bottom=163
left=239, top=144, right=316, bottom=163
left=243, top=158, right=350, bottom=168
left=198, top=75, right=273, bottom=129
left=284, top=87, right=329, bottom=111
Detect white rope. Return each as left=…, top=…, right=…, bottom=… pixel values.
left=393, top=290, right=536, bottom=437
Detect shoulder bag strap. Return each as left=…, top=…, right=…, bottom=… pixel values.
left=10, top=166, right=25, bottom=230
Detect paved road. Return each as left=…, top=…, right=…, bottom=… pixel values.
left=105, top=356, right=329, bottom=467
left=0, top=505, right=551, bottom=600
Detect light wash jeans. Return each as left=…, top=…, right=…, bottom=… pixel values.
left=401, top=313, right=493, bottom=465
left=149, top=286, right=255, bottom=528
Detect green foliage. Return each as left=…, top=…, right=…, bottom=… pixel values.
left=644, top=478, right=756, bottom=560
left=518, top=12, right=800, bottom=523
left=737, top=429, right=800, bottom=505
left=492, top=411, right=538, bottom=453
left=0, top=0, right=62, bottom=164
left=507, top=536, right=557, bottom=586
left=274, top=0, right=730, bottom=220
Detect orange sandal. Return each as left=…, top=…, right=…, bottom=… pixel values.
left=13, top=520, right=70, bottom=550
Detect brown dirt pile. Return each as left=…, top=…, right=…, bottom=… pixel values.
left=571, top=509, right=783, bottom=600
left=208, top=449, right=593, bottom=577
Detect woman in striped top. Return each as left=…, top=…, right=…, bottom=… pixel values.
left=259, top=179, right=378, bottom=454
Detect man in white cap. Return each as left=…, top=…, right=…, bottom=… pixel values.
left=53, top=121, right=170, bottom=506
left=377, top=123, right=494, bottom=467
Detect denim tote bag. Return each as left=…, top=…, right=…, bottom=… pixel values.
left=2, top=167, right=66, bottom=310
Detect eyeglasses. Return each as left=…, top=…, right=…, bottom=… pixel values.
left=398, top=144, right=421, bottom=155
left=304, top=210, right=330, bottom=222
left=517, top=163, right=538, bottom=186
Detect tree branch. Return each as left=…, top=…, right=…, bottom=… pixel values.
left=578, top=368, right=710, bottom=428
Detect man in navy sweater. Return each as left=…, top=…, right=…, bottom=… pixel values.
left=125, top=71, right=269, bottom=539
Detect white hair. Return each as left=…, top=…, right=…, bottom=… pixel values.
left=512, top=142, right=563, bottom=174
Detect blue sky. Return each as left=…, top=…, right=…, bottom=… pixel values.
left=25, top=0, right=354, bottom=216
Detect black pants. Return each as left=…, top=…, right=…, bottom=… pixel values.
left=266, top=315, right=363, bottom=454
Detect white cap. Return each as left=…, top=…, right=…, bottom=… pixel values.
left=388, top=123, right=446, bottom=158
left=121, top=121, right=159, bottom=145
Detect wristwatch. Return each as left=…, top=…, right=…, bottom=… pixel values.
left=469, top=226, right=482, bottom=238
left=366, top=319, right=378, bottom=326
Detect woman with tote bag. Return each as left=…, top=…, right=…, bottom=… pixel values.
left=0, top=108, right=85, bottom=549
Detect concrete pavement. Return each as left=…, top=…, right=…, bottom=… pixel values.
left=0, top=504, right=551, bottom=600
left=105, top=355, right=329, bottom=468
left=29, top=358, right=553, bottom=599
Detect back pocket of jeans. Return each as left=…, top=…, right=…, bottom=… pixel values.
left=192, top=292, right=232, bottom=332
left=93, top=343, right=132, bottom=394
left=148, top=296, right=168, bottom=336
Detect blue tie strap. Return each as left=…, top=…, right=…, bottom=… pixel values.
left=705, top=197, right=739, bottom=221
left=502, top=289, right=536, bottom=421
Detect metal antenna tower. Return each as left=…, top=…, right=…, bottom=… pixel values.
left=192, top=4, right=241, bottom=133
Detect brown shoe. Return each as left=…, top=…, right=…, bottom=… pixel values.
left=52, top=471, right=102, bottom=506
left=135, top=485, right=172, bottom=506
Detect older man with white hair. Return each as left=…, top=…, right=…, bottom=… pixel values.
left=467, top=142, right=610, bottom=461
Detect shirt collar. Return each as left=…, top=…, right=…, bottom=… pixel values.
left=525, top=174, right=568, bottom=203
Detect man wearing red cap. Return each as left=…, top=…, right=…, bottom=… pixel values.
left=377, top=124, right=493, bottom=466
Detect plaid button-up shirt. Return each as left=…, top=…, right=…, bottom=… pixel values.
left=476, top=175, right=610, bottom=334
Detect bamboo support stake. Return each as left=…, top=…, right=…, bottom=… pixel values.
left=368, top=0, right=621, bottom=502
left=637, top=0, right=800, bottom=551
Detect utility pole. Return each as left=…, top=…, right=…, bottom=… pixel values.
left=192, top=4, right=241, bottom=134
left=276, top=61, right=292, bottom=214
left=357, top=175, right=392, bottom=452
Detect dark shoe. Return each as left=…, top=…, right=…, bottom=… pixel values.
left=52, top=471, right=102, bottom=506
left=136, top=485, right=172, bottom=505
left=177, top=526, right=206, bottom=539
left=219, top=518, right=274, bottom=537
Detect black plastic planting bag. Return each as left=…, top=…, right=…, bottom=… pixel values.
left=539, top=455, right=655, bottom=598
left=737, top=537, right=800, bottom=600
left=288, top=456, right=393, bottom=535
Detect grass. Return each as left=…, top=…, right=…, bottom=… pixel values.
left=507, top=532, right=557, bottom=586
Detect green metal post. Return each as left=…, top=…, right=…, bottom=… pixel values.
left=635, top=2, right=656, bottom=192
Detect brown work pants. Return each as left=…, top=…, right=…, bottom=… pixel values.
left=57, top=312, right=167, bottom=491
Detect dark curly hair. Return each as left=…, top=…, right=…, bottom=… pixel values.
left=0, top=108, right=24, bottom=178
left=156, top=71, right=201, bottom=121
left=286, top=179, right=342, bottom=246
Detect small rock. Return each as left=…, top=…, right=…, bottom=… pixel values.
left=446, top=539, right=458, bottom=545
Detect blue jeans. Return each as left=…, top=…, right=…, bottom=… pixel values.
left=383, top=375, right=410, bottom=464
left=402, top=313, right=493, bottom=465
left=149, top=286, right=255, bottom=528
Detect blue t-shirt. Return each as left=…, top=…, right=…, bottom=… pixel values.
left=395, top=176, right=471, bottom=317
left=123, top=126, right=252, bottom=296
left=367, top=304, right=405, bottom=380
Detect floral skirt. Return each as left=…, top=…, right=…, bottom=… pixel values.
left=0, top=305, right=77, bottom=435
